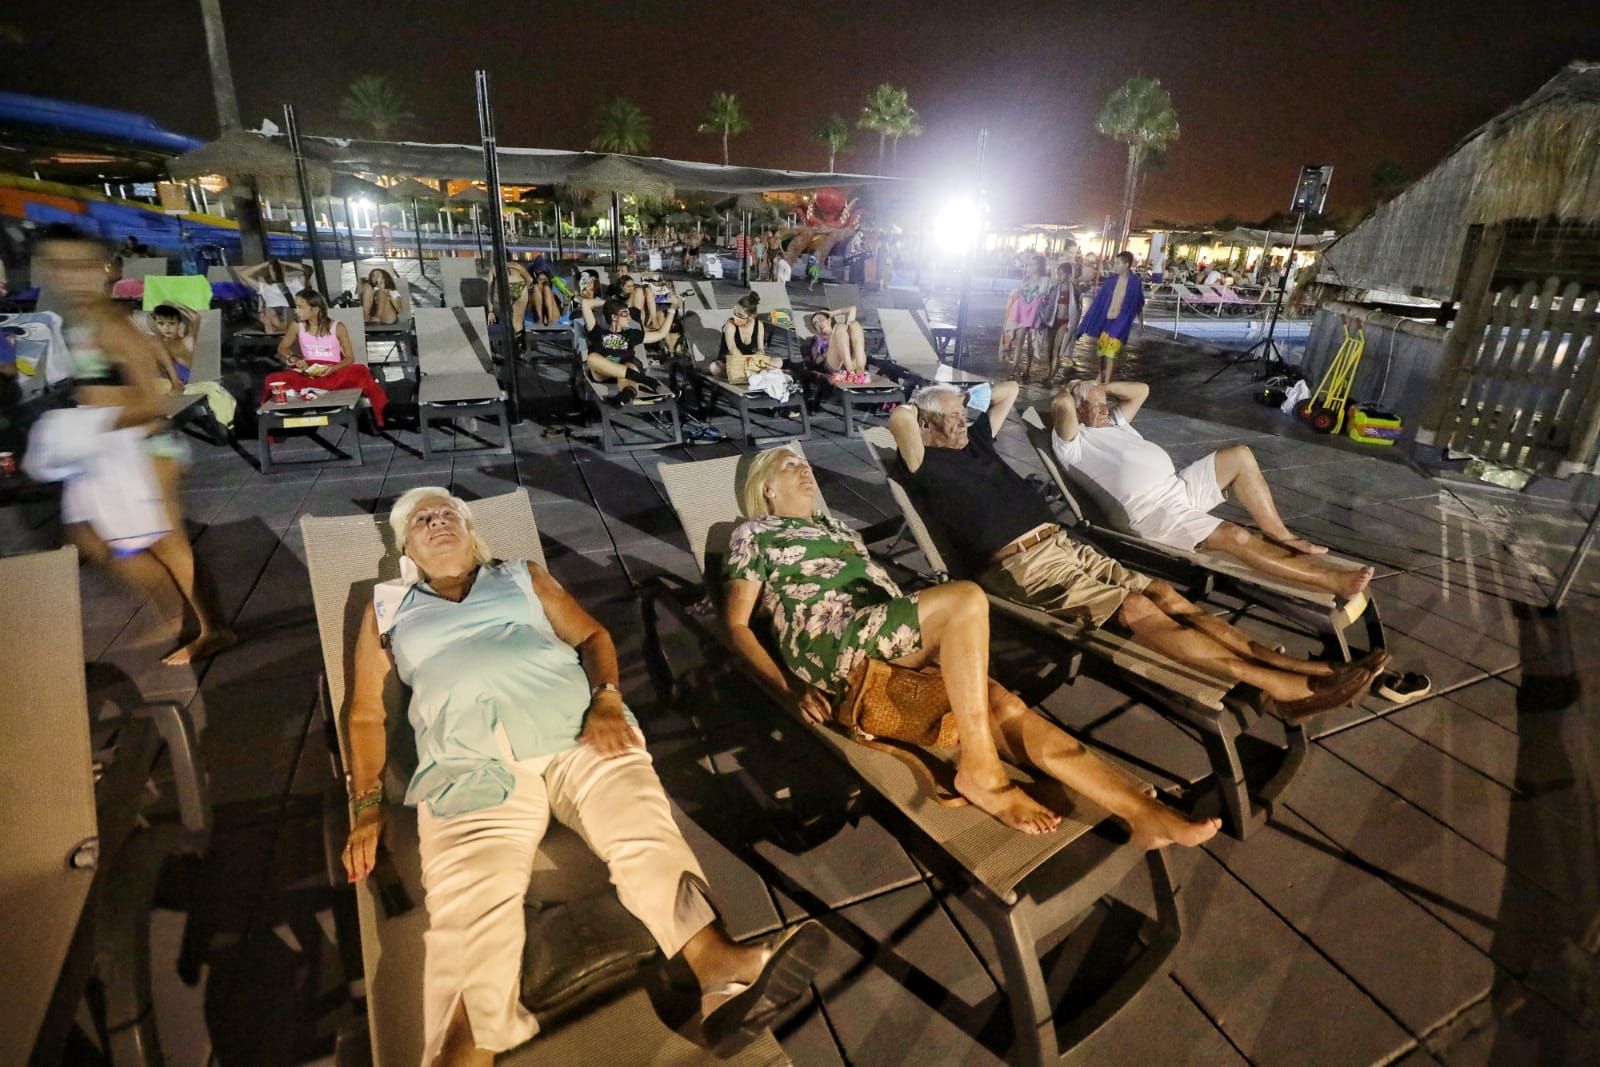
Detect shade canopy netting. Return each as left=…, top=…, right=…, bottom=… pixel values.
left=170, top=131, right=908, bottom=196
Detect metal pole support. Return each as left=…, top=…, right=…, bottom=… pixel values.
left=475, top=69, right=521, bottom=423
left=283, top=104, right=328, bottom=296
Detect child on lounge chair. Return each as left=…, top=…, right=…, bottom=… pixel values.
left=148, top=304, right=237, bottom=432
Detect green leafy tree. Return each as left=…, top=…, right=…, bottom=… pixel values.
left=338, top=75, right=414, bottom=139
left=813, top=115, right=851, bottom=172
left=697, top=92, right=751, bottom=166
left=858, top=84, right=905, bottom=170
left=1095, top=76, right=1180, bottom=250
left=590, top=97, right=652, bottom=154
left=887, top=94, right=923, bottom=168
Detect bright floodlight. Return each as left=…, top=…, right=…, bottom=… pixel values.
left=934, top=197, right=982, bottom=254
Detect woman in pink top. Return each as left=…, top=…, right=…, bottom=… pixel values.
left=261, top=290, right=389, bottom=426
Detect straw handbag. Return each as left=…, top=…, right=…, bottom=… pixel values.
left=834, top=659, right=966, bottom=806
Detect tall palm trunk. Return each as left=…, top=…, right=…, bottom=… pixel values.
left=877, top=133, right=886, bottom=169
left=722, top=128, right=729, bottom=166
left=198, top=0, right=266, bottom=262
left=828, top=147, right=837, bottom=172
left=1117, top=144, right=1142, bottom=251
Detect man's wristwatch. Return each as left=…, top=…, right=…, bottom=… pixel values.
left=590, top=682, right=621, bottom=699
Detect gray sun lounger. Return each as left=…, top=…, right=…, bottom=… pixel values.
left=118, top=256, right=168, bottom=281
left=654, top=453, right=1181, bottom=1067
left=860, top=425, right=1314, bottom=840
left=437, top=256, right=483, bottom=308
left=300, top=490, right=788, bottom=1067
left=581, top=351, right=685, bottom=454
left=1019, top=407, right=1384, bottom=661
left=876, top=307, right=987, bottom=385
left=683, top=311, right=810, bottom=445
left=5, top=547, right=209, bottom=1065
left=678, top=280, right=719, bottom=312
left=412, top=306, right=511, bottom=458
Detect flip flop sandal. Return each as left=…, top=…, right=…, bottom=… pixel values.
left=1375, top=671, right=1431, bottom=704
left=700, top=921, right=829, bottom=1054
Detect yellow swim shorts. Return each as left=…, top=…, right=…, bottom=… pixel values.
left=1096, top=332, right=1123, bottom=360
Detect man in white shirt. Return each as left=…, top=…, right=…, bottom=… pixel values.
left=773, top=255, right=792, bottom=285
left=1050, top=380, right=1374, bottom=599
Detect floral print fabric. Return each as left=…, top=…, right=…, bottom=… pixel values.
left=725, top=514, right=923, bottom=697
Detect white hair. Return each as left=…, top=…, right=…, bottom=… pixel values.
left=388, top=486, right=492, bottom=565
left=908, top=382, right=964, bottom=415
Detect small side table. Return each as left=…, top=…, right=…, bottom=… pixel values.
left=256, top=388, right=364, bottom=474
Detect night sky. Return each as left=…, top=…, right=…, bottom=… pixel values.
left=5, top=0, right=1600, bottom=226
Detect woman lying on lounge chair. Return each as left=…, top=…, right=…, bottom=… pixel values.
left=723, top=444, right=1223, bottom=844
left=803, top=306, right=870, bottom=380
left=341, top=488, right=825, bottom=1066
left=358, top=267, right=403, bottom=325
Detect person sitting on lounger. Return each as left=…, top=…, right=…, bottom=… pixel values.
left=802, top=306, right=870, bottom=380
left=889, top=381, right=1384, bottom=721
left=530, top=270, right=562, bottom=325
left=580, top=292, right=675, bottom=405
left=148, top=303, right=236, bottom=432
left=725, top=446, right=1223, bottom=842
left=261, top=290, right=389, bottom=426
left=342, top=488, right=825, bottom=1066
left=718, top=293, right=780, bottom=384
left=358, top=267, right=403, bottom=325
left=1052, top=379, right=1374, bottom=599
left=236, top=259, right=307, bottom=333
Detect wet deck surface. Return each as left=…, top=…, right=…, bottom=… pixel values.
left=7, top=280, right=1597, bottom=1066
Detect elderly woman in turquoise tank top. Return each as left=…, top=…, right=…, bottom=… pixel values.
left=340, top=487, right=823, bottom=1066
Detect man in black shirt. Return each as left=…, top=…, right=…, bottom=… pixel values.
left=888, top=381, right=1380, bottom=720
left=580, top=293, right=676, bottom=406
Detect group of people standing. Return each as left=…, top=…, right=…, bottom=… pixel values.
left=1001, top=250, right=1146, bottom=386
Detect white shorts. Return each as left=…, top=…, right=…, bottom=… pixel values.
left=1127, top=452, right=1226, bottom=551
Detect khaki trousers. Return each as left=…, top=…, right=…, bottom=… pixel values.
left=980, top=530, right=1150, bottom=628
left=416, top=734, right=716, bottom=1063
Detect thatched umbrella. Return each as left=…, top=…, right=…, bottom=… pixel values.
left=561, top=156, right=674, bottom=269
left=168, top=128, right=328, bottom=201
left=448, top=186, right=491, bottom=257
left=381, top=178, right=445, bottom=265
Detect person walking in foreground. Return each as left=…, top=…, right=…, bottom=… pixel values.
left=724, top=445, right=1224, bottom=844
left=1077, top=250, right=1144, bottom=384
left=342, top=488, right=826, bottom=1066
left=1053, top=379, right=1375, bottom=598
left=889, top=381, right=1385, bottom=721
left=30, top=224, right=234, bottom=665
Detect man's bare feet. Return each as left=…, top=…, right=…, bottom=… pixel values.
left=1131, top=802, right=1222, bottom=849
left=1332, top=566, right=1375, bottom=599
left=954, top=767, right=1061, bottom=835
left=163, top=628, right=237, bottom=666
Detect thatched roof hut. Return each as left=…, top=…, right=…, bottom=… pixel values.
left=1316, top=60, right=1600, bottom=301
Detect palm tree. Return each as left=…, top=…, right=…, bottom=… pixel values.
left=338, top=75, right=414, bottom=139
left=1095, top=76, right=1180, bottom=251
left=697, top=92, right=751, bottom=167
left=887, top=95, right=924, bottom=168
left=813, top=115, right=851, bottom=173
left=590, top=97, right=652, bottom=155
left=858, top=84, right=904, bottom=170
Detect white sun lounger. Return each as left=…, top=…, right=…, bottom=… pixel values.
left=653, top=453, right=1181, bottom=1066
left=300, top=490, right=789, bottom=1067
left=876, top=308, right=987, bottom=385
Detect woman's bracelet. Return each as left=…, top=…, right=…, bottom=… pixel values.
left=351, top=783, right=384, bottom=815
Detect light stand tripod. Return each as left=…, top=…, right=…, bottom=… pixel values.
left=1203, top=205, right=1306, bottom=384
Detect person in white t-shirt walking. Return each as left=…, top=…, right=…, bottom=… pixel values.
left=1051, top=379, right=1374, bottom=599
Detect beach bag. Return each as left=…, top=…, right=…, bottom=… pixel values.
left=726, top=349, right=777, bottom=385
left=833, top=659, right=966, bottom=806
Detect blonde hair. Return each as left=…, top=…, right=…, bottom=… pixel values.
left=388, top=487, right=493, bottom=568
left=742, top=444, right=802, bottom=518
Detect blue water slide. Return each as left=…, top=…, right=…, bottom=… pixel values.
left=0, top=92, right=202, bottom=154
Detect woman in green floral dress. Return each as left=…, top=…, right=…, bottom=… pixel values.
left=721, top=445, right=1221, bottom=847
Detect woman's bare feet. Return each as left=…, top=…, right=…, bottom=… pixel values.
left=1130, top=801, right=1222, bottom=849
left=954, top=766, right=1061, bottom=835
left=163, top=628, right=237, bottom=666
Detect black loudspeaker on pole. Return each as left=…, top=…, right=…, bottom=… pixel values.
left=475, top=69, right=521, bottom=423
left=283, top=104, right=328, bottom=297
